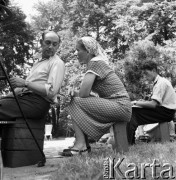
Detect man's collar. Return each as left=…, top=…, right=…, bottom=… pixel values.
left=38, top=58, right=47, bottom=62
left=33, top=53, right=56, bottom=62
left=153, top=75, right=159, bottom=85
left=40, top=54, right=56, bottom=61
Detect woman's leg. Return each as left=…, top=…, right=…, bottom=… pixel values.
left=59, top=121, right=91, bottom=156
left=71, top=121, right=88, bottom=150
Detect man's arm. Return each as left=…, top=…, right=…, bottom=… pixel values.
left=9, top=60, right=65, bottom=99
left=9, top=77, right=47, bottom=96
left=132, top=99, right=159, bottom=109
left=46, top=60, right=65, bottom=99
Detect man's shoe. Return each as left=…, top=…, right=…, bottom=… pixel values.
left=138, top=135, right=151, bottom=143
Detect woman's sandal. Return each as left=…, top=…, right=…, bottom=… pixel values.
left=62, top=133, right=91, bottom=152
left=60, top=148, right=90, bottom=157
left=67, top=145, right=74, bottom=149
left=62, top=146, right=91, bottom=153
left=59, top=133, right=91, bottom=156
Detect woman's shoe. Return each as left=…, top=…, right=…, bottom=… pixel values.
left=58, top=146, right=91, bottom=156
left=67, top=145, right=74, bottom=149
left=60, top=148, right=90, bottom=157
left=62, top=146, right=91, bottom=153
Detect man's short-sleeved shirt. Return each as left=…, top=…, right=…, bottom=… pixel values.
left=151, top=75, right=176, bottom=110
left=25, top=54, right=65, bottom=103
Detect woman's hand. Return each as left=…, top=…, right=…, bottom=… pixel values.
left=9, top=77, right=25, bottom=89
left=67, top=87, right=79, bottom=97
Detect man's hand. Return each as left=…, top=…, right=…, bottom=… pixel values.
left=131, top=99, right=146, bottom=106
left=9, top=77, right=25, bottom=88
left=131, top=100, right=137, bottom=106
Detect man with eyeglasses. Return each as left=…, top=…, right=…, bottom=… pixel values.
left=0, top=30, right=65, bottom=120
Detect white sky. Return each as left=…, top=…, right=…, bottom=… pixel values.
left=11, top=0, right=50, bottom=22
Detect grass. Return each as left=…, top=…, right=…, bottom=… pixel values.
left=55, top=141, right=176, bottom=180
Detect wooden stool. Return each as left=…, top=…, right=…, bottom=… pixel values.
left=1, top=118, right=46, bottom=167
left=145, top=122, right=170, bottom=142
left=159, top=122, right=170, bottom=142
left=112, top=122, right=129, bottom=153
left=0, top=121, right=17, bottom=178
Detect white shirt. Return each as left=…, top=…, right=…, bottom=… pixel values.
left=25, top=54, right=65, bottom=103
left=151, top=75, right=176, bottom=110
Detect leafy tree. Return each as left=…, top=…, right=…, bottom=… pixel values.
left=66, top=0, right=116, bottom=40
left=138, top=1, right=176, bottom=45
left=0, top=4, right=35, bottom=75
left=30, top=0, right=176, bottom=137
left=31, top=0, right=67, bottom=32
left=31, top=0, right=176, bottom=61
left=106, top=0, right=176, bottom=60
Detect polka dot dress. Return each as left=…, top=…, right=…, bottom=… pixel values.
left=67, top=60, right=132, bottom=141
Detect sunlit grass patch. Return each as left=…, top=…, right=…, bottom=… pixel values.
left=56, top=141, right=176, bottom=180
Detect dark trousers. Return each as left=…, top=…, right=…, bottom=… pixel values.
left=126, top=106, right=175, bottom=145
left=0, top=93, right=50, bottom=120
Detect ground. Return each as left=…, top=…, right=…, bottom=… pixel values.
left=3, top=137, right=75, bottom=180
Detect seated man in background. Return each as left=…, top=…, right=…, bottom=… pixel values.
left=0, top=30, right=65, bottom=120
left=127, top=60, right=176, bottom=145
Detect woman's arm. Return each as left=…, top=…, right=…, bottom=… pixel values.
left=79, top=72, right=96, bottom=98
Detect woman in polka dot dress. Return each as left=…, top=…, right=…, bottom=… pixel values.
left=61, top=36, right=132, bottom=156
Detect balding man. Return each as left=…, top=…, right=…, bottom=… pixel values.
left=0, top=30, right=65, bottom=120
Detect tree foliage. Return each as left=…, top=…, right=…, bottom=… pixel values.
left=0, top=4, right=35, bottom=75
left=102, top=0, right=176, bottom=60
left=31, top=0, right=176, bottom=98
left=23, top=0, right=176, bottom=136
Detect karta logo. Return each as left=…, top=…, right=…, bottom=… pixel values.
left=103, top=157, right=175, bottom=179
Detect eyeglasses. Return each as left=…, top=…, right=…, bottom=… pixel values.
left=44, top=40, right=59, bottom=47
